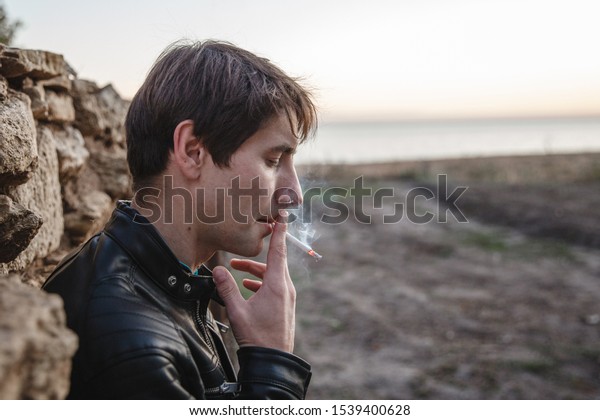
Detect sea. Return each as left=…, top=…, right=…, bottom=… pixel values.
left=294, top=117, right=600, bottom=165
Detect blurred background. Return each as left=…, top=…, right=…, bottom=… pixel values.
left=5, top=0, right=600, bottom=161
left=3, top=0, right=599, bottom=398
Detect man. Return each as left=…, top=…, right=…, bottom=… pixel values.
left=43, top=40, right=317, bottom=399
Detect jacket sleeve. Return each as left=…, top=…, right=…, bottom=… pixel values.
left=236, top=346, right=312, bottom=399
left=84, top=347, right=311, bottom=400
left=81, top=352, right=196, bottom=399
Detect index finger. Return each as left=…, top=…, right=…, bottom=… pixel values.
left=230, top=258, right=267, bottom=279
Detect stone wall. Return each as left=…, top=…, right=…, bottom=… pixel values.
left=0, top=44, right=132, bottom=399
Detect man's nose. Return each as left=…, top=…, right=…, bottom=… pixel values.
left=278, top=167, right=303, bottom=207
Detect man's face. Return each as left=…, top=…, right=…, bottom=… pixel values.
left=196, top=113, right=303, bottom=257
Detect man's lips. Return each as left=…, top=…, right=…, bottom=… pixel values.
left=256, top=216, right=276, bottom=237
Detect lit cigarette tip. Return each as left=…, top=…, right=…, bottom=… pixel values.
left=308, top=250, right=323, bottom=261
left=286, top=232, right=323, bottom=261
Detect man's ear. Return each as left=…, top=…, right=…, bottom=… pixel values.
left=172, top=119, right=206, bottom=180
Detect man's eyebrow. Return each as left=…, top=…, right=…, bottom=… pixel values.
left=268, top=144, right=297, bottom=155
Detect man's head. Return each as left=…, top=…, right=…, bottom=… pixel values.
left=125, top=40, right=317, bottom=191
left=126, top=40, right=317, bottom=258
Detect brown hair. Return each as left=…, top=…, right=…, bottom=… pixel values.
left=125, top=40, right=317, bottom=190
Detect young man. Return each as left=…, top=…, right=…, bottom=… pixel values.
left=43, top=40, right=317, bottom=399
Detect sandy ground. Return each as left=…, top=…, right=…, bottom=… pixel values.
left=28, top=154, right=600, bottom=399
left=283, top=176, right=600, bottom=399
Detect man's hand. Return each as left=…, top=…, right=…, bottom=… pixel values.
left=212, top=215, right=296, bottom=353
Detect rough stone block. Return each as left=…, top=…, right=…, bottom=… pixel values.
left=0, top=126, right=63, bottom=272
left=22, top=79, right=49, bottom=120
left=50, top=125, right=89, bottom=181
left=0, top=195, right=43, bottom=263
left=0, top=275, right=78, bottom=399
left=62, top=164, right=102, bottom=212
left=0, top=75, right=7, bottom=101
left=0, top=48, right=67, bottom=80
left=85, top=136, right=132, bottom=198
left=39, top=74, right=72, bottom=93
left=45, top=90, right=75, bottom=123
left=0, top=90, right=37, bottom=186
left=72, top=80, right=128, bottom=145
left=64, top=189, right=112, bottom=242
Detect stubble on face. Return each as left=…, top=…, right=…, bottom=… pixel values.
left=196, top=115, right=301, bottom=258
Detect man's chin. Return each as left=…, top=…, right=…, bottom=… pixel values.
left=219, top=224, right=269, bottom=257
left=224, top=236, right=264, bottom=258
left=230, top=245, right=262, bottom=258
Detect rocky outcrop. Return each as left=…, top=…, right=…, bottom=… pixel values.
left=0, top=44, right=131, bottom=272
left=0, top=274, right=78, bottom=399
left=0, top=44, right=131, bottom=398
left=0, top=90, right=37, bottom=186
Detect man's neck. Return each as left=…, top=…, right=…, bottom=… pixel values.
left=131, top=199, right=214, bottom=273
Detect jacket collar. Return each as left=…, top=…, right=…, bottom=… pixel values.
left=103, top=200, right=223, bottom=305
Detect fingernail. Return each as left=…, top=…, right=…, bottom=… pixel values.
left=212, top=267, right=224, bottom=283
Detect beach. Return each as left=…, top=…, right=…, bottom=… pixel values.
left=283, top=152, right=600, bottom=399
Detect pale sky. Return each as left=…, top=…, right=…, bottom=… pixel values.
left=5, top=0, right=600, bottom=121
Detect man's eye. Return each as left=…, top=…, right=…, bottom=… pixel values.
left=266, top=158, right=281, bottom=167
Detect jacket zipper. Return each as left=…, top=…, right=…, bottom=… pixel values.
left=194, top=301, right=228, bottom=381
left=194, top=301, right=215, bottom=354
left=204, top=382, right=241, bottom=396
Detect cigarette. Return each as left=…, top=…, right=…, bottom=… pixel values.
left=286, top=232, right=323, bottom=261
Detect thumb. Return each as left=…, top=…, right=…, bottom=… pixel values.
left=212, top=266, right=244, bottom=308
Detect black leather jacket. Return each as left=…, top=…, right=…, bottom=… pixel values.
left=43, top=201, right=311, bottom=399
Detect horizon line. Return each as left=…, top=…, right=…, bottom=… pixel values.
left=319, top=113, right=600, bottom=125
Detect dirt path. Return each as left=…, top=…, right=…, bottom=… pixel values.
left=289, top=181, right=600, bottom=399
